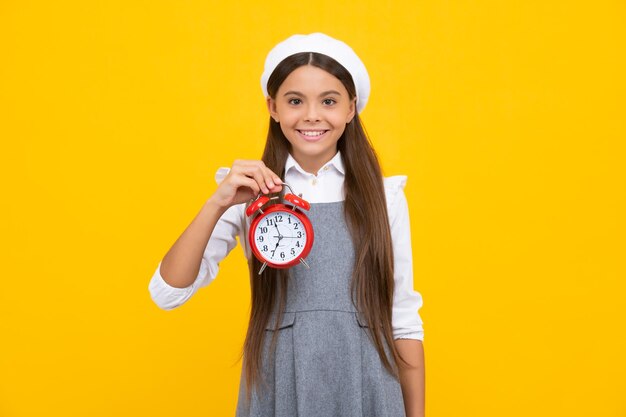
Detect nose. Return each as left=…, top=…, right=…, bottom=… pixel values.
left=304, top=104, right=321, bottom=122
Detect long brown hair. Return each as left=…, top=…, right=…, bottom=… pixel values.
left=239, top=52, right=409, bottom=403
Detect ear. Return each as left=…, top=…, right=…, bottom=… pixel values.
left=266, top=97, right=279, bottom=123
left=346, top=97, right=356, bottom=124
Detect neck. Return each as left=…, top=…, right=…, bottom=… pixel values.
left=292, top=151, right=337, bottom=175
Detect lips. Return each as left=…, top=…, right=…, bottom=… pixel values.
left=296, top=129, right=329, bottom=142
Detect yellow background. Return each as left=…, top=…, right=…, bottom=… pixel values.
left=1, top=1, right=625, bottom=416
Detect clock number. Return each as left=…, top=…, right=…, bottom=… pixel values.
left=288, top=217, right=291, bottom=224
left=291, top=248, right=296, bottom=256
left=297, top=231, right=302, bottom=238
left=260, top=227, right=268, bottom=233
left=280, top=252, right=285, bottom=259
left=296, top=241, right=300, bottom=248
left=262, top=245, right=268, bottom=251
left=266, top=219, right=274, bottom=226
left=257, top=235, right=264, bottom=242
left=294, top=223, right=298, bottom=229
left=276, top=215, right=283, bottom=223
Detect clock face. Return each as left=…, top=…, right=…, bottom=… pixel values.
left=253, top=210, right=308, bottom=265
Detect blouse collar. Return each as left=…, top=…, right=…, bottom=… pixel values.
left=285, top=151, right=345, bottom=176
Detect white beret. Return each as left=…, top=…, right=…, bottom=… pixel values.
left=260, top=32, right=371, bottom=114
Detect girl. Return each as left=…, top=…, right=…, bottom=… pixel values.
left=149, top=32, right=425, bottom=417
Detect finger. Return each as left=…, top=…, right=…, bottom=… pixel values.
left=233, top=160, right=282, bottom=193
left=232, top=175, right=261, bottom=196
left=266, top=174, right=283, bottom=192
left=238, top=164, right=273, bottom=194
left=263, top=167, right=283, bottom=192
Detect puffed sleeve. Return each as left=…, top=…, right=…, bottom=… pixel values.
left=384, top=175, right=425, bottom=341
left=148, top=167, right=247, bottom=310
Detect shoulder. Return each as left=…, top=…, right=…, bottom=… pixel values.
left=383, top=175, right=408, bottom=211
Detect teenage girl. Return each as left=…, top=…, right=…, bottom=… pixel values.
left=149, top=32, right=425, bottom=417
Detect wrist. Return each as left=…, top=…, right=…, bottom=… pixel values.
left=204, top=196, right=230, bottom=214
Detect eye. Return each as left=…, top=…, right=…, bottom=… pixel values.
left=322, top=98, right=336, bottom=105
left=288, top=98, right=302, bottom=105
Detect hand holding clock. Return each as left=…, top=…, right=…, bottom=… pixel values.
left=209, top=159, right=283, bottom=209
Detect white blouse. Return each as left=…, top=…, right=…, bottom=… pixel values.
left=148, top=151, right=425, bottom=341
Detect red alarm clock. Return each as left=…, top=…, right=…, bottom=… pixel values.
left=246, top=183, right=314, bottom=274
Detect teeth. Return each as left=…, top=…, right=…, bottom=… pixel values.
left=299, top=130, right=326, bottom=137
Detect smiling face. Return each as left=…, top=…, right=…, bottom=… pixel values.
left=267, top=65, right=356, bottom=174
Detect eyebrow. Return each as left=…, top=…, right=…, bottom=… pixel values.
left=283, top=90, right=342, bottom=97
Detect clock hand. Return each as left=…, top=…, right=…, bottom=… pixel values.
left=272, top=239, right=280, bottom=256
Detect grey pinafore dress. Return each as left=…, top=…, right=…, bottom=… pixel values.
left=235, top=201, right=406, bottom=417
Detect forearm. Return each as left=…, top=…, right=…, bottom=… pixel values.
left=395, top=339, right=425, bottom=417
left=159, top=198, right=227, bottom=288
